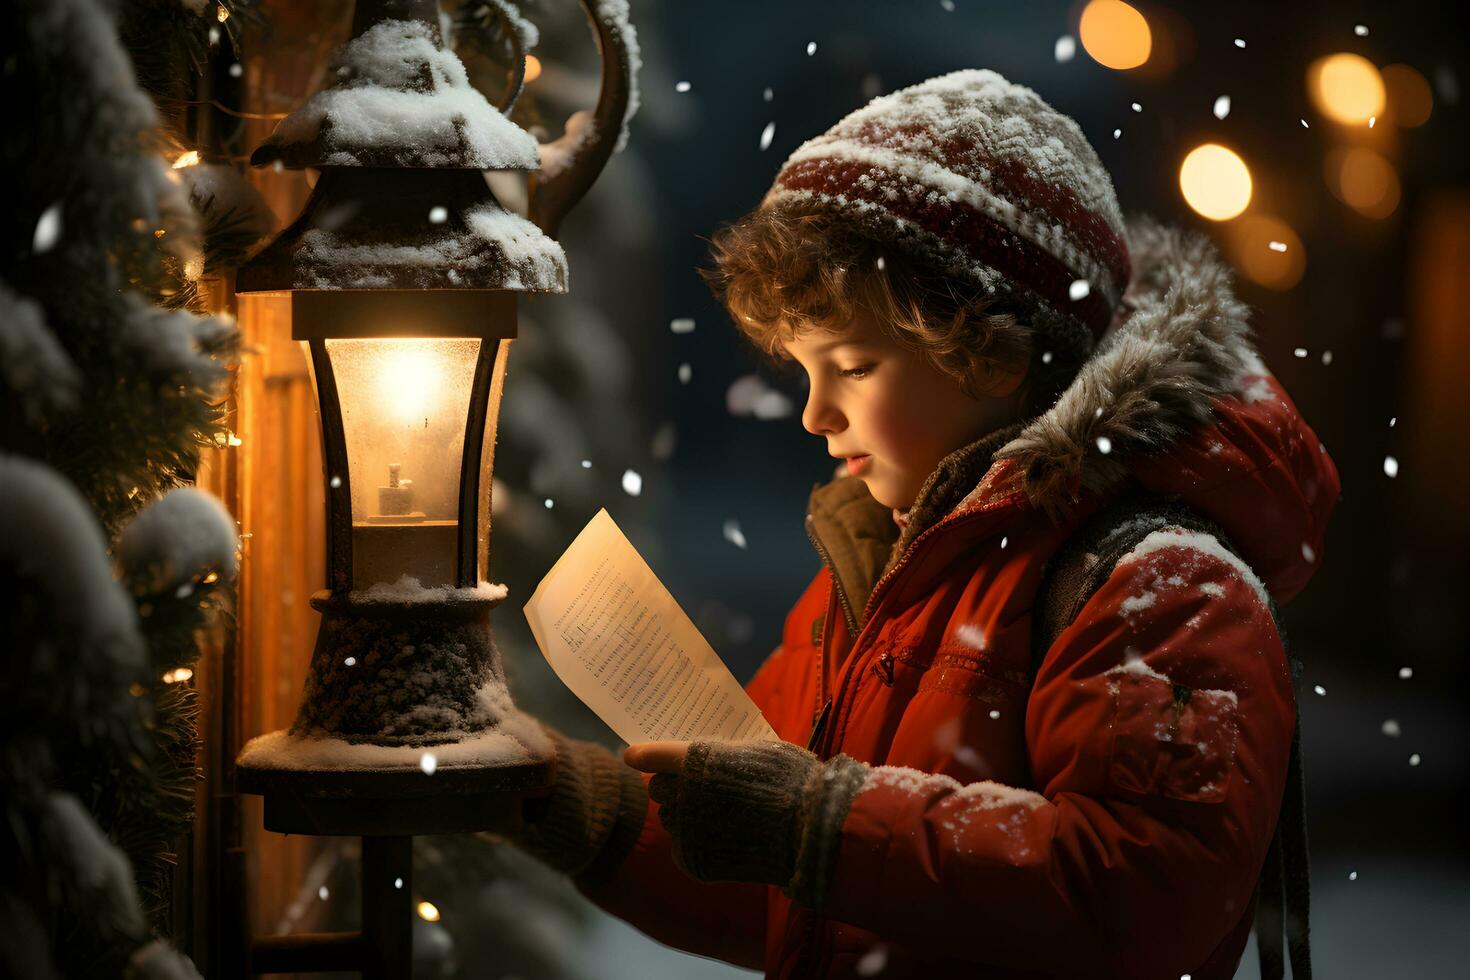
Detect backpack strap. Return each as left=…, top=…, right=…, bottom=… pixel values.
left=1030, top=492, right=1312, bottom=980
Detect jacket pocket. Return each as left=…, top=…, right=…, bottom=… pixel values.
left=1107, top=668, right=1240, bottom=804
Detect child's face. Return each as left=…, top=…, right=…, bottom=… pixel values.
left=782, top=311, right=1021, bottom=511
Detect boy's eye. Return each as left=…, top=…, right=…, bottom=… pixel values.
left=838, top=363, right=875, bottom=379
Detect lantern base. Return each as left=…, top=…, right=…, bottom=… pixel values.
left=291, top=586, right=516, bottom=746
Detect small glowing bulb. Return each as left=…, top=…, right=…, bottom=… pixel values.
left=217, top=4, right=229, bottom=23
left=417, top=900, right=440, bottom=921
left=523, top=55, right=542, bottom=83
left=172, top=150, right=200, bottom=169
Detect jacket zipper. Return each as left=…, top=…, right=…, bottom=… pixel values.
left=804, top=514, right=860, bottom=639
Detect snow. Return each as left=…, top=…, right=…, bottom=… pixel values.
left=47, top=792, right=145, bottom=934
left=622, top=469, right=643, bottom=496
left=297, top=203, right=567, bottom=291
left=0, top=281, right=81, bottom=418
left=955, top=623, right=987, bottom=650
left=1198, top=581, right=1226, bottom=598
left=726, top=374, right=793, bottom=419
left=32, top=203, right=62, bottom=253
left=117, top=487, right=238, bottom=594
left=483, top=0, right=540, bottom=50
left=1213, top=95, right=1231, bottom=120
left=262, top=20, right=539, bottom=169
left=1054, top=36, right=1076, bottom=62
left=122, top=297, right=233, bottom=387
left=352, top=575, right=509, bottom=605
left=1399, top=666, right=1413, bottom=680
left=593, top=0, right=642, bottom=154
left=860, top=765, right=1047, bottom=810
left=1382, top=719, right=1401, bottom=737
left=1119, top=591, right=1156, bottom=615
left=1383, top=455, right=1399, bottom=478
left=238, top=682, right=553, bottom=770
left=1106, top=656, right=1171, bottom=683
left=1119, top=528, right=1273, bottom=609
left=670, top=317, right=696, bottom=334
left=722, top=519, right=748, bottom=549
left=2, top=453, right=139, bottom=656
left=759, top=121, right=776, bottom=150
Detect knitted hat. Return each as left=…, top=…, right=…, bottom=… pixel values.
left=762, top=69, right=1129, bottom=351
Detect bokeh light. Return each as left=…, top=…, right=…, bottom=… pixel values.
left=1078, top=1, right=1152, bottom=71
left=1179, top=144, right=1253, bottom=221
left=417, top=900, right=441, bottom=921
left=1381, top=63, right=1434, bottom=127
left=1222, top=214, right=1306, bottom=290
left=524, top=55, right=542, bottom=83
left=1308, top=53, right=1386, bottom=124
left=1326, top=146, right=1401, bottom=219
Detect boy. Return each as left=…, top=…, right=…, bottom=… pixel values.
left=503, top=70, right=1337, bottom=979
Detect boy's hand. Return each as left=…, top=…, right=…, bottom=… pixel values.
left=623, top=740, right=690, bottom=774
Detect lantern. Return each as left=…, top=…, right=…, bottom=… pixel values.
left=232, top=0, right=635, bottom=973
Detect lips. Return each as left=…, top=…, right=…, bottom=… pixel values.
left=845, top=455, right=871, bottom=476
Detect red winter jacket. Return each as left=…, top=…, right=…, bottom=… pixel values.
left=581, top=221, right=1339, bottom=979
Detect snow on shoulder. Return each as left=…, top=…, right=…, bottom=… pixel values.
left=261, top=19, right=538, bottom=170
left=1118, top=527, right=1272, bottom=609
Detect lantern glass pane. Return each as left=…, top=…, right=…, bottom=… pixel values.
left=325, top=338, right=481, bottom=589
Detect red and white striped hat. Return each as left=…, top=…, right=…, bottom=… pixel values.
left=763, top=69, right=1130, bottom=351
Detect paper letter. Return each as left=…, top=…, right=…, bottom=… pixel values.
left=524, top=509, right=779, bottom=745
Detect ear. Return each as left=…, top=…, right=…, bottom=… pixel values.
left=972, top=361, right=1026, bottom=400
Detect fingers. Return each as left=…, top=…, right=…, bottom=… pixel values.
left=623, top=740, right=691, bottom=773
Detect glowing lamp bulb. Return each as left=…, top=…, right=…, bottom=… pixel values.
left=1308, top=54, right=1386, bottom=124
left=1078, top=0, right=1152, bottom=71
left=1179, top=144, right=1252, bottom=221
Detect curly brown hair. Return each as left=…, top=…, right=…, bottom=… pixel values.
left=700, top=208, right=1088, bottom=416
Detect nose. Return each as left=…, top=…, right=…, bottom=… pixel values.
left=801, top=379, right=845, bottom=436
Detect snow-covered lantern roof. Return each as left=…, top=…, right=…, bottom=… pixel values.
left=232, top=0, right=637, bottom=860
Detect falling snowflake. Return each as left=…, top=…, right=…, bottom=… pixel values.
left=1409, top=753, right=1421, bottom=766
left=760, top=121, right=777, bottom=151
left=723, top=519, right=748, bottom=549
left=420, top=752, right=438, bottom=775
left=1096, top=436, right=1113, bottom=455
left=856, top=943, right=889, bottom=977
left=1269, top=241, right=1288, bottom=252
left=675, top=80, right=692, bottom=93
left=1354, top=24, right=1369, bottom=36
left=940, top=0, right=955, bottom=10
left=319, top=885, right=330, bottom=900
left=1368, top=115, right=1377, bottom=128
left=229, top=62, right=243, bottom=78
left=1399, top=666, right=1413, bottom=679
left=1389, top=417, right=1396, bottom=427
left=1383, top=455, right=1399, bottom=478
left=678, top=362, right=692, bottom=384
left=763, top=86, right=774, bottom=102
left=344, top=656, right=357, bottom=667
left=1000, top=536, right=1008, bottom=549
left=1055, top=35, right=1076, bottom=62
left=33, top=203, right=62, bottom=253
left=1213, top=95, right=1231, bottom=119
left=330, top=475, right=342, bottom=489
left=1041, top=351, right=1053, bottom=364
left=1131, top=102, right=1142, bottom=112
left=1321, top=350, right=1333, bottom=365
left=989, top=709, right=1001, bottom=720
left=543, top=498, right=554, bottom=509
left=1069, top=279, right=1091, bottom=300
left=622, top=469, right=643, bottom=496
left=1381, top=719, right=1401, bottom=737
left=670, top=317, right=696, bottom=334
left=1293, top=347, right=1308, bottom=358
left=581, top=459, right=592, bottom=468
left=1234, top=37, right=1247, bottom=48
left=1348, top=871, right=1358, bottom=881
left=1313, top=684, right=1326, bottom=696
left=1112, top=128, right=1122, bottom=139
left=428, top=206, right=448, bottom=224
left=394, top=877, right=404, bottom=889
left=1300, top=118, right=1310, bottom=128
left=806, top=41, right=817, bottom=55
left=1301, top=542, right=1316, bottom=563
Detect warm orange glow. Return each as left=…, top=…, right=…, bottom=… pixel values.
left=1382, top=64, right=1433, bottom=127
left=1308, top=54, right=1386, bottom=124
left=1327, top=146, right=1400, bottom=219
left=1179, top=144, right=1252, bottom=221
left=172, top=150, right=200, bottom=169
left=417, top=901, right=440, bottom=921
left=163, top=667, right=195, bottom=684
left=1079, top=1, right=1152, bottom=70
left=523, top=55, right=542, bottom=83
left=216, top=4, right=229, bottom=23
left=1223, top=215, right=1305, bottom=291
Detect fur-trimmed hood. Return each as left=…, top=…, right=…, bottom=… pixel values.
left=809, top=217, right=1339, bottom=610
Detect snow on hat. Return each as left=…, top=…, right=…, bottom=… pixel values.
left=762, top=69, right=1130, bottom=348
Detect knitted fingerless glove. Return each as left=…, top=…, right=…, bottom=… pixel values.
left=648, top=740, right=869, bottom=909
left=512, top=729, right=649, bottom=886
